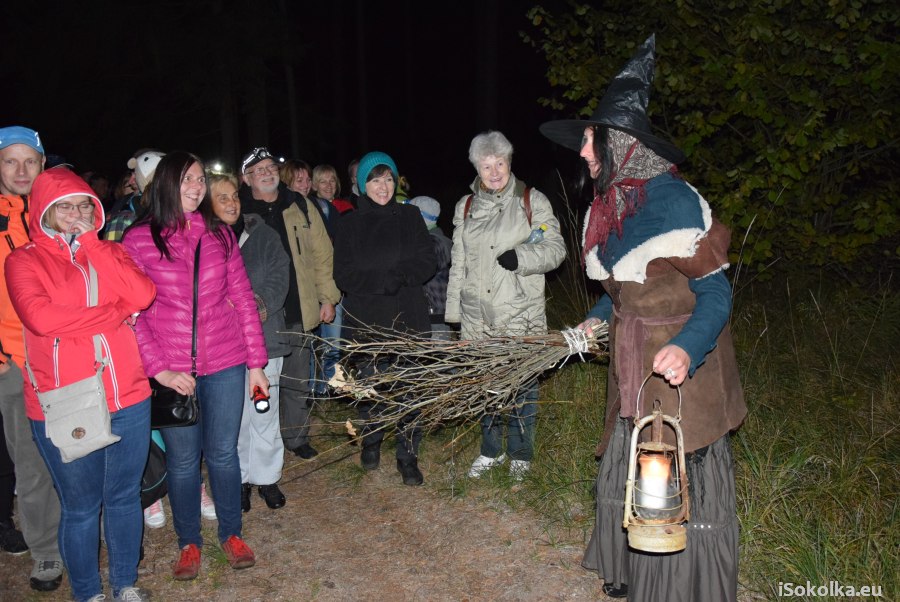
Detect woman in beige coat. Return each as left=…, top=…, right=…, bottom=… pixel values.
left=445, top=131, right=566, bottom=480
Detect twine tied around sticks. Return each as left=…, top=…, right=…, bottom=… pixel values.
left=553, top=321, right=607, bottom=369
left=561, top=327, right=591, bottom=354
left=556, top=327, right=590, bottom=368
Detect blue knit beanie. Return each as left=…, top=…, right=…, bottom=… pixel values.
left=357, top=151, right=398, bottom=196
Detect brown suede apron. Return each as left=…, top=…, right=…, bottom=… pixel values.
left=596, top=263, right=746, bottom=455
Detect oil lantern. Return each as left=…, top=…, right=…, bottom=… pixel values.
left=622, top=375, right=690, bottom=552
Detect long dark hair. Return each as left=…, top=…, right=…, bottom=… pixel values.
left=129, top=151, right=232, bottom=260
left=579, top=125, right=615, bottom=196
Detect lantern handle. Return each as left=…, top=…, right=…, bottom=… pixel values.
left=634, top=371, right=682, bottom=423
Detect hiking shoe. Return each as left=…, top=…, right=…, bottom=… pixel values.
left=200, top=483, right=217, bottom=520
left=258, top=484, right=286, bottom=509
left=241, top=483, right=252, bottom=513
left=113, top=586, right=151, bottom=601
left=509, top=460, right=531, bottom=481
left=396, top=459, right=424, bottom=486
left=173, top=544, right=201, bottom=581
left=30, top=559, right=63, bottom=591
left=221, top=535, right=255, bottom=570
left=143, top=499, right=165, bottom=529
left=290, top=443, right=319, bottom=459
left=468, top=454, right=506, bottom=478
left=0, top=520, right=28, bottom=555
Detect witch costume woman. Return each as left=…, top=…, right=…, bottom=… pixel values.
left=541, top=35, right=747, bottom=601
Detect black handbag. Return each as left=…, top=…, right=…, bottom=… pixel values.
left=149, top=241, right=201, bottom=428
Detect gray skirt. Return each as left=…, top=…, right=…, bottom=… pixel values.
left=582, top=417, right=739, bottom=602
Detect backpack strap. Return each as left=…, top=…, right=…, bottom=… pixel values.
left=523, top=187, right=532, bottom=227
left=463, top=187, right=532, bottom=225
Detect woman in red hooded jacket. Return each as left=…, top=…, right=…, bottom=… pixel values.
left=5, top=167, right=156, bottom=602
left=122, top=151, right=268, bottom=581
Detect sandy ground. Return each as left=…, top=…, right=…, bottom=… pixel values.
left=1, top=441, right=611, bottom=602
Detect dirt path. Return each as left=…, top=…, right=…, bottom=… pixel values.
left=1, top=448, right=608, bottom=602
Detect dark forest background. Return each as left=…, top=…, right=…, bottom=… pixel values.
left=1, top=1, right=564, bottom=211
left=2, top=0, right=897, bottom=278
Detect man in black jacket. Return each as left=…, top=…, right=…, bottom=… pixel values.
left=238, top=147, right=340, bottom=461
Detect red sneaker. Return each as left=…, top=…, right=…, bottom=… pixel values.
left=173, top=543, right=201, bottom=580
left=222, top=535, right=255, bottom=569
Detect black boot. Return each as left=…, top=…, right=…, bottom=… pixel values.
left=361, top=443, right=381, bottom=470
left=258, top=484, right=286, bottom=509
left=0, top=520, right=27, bottom=555
left=290, top=443, right=319, bottom=459
left=396, top=458, right=424, bottom=486
left=602, top=582, right=628, bottom=598
left=360, top=425, right=384, bottom=470
left=241, top=483, right=252, bottom=513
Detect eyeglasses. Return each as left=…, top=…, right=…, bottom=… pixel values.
left=55, top=202, right=94, bottom=214
left=246, top=163, right=279, bottom=177
left=247, top=163, right=280, bottom=177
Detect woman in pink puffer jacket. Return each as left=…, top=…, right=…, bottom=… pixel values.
left=123, top=151, right=267, bottom=581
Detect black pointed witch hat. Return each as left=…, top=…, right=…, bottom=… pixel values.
left=540, top=34, right=685, bottom=164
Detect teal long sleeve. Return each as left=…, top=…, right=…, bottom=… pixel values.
left=669, top=271, right=732, bottom=374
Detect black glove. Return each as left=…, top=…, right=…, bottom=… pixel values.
left=497, top=250, right=518, bottom=271
left=384, top=269, right=405, bottom=295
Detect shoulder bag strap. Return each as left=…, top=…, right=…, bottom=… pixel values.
left=190, top=240, right=201, bottom=377
left=23, top=262, right=104, bottom=393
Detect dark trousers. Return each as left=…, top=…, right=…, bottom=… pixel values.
left=355, top=356, right=422, bottom=462
left=280, top=324, right=314, bottom=450
left=0, top=414, right=13, bottom=522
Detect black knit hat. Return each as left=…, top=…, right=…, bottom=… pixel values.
left=539, top=34, right=685, bottom=164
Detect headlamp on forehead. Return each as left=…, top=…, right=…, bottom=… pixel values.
left=241, top=147, right=275, bottom=174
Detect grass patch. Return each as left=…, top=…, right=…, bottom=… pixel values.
left=307, top=277, right=897, bottom=599
left=425, top=277, right=898, bottom=600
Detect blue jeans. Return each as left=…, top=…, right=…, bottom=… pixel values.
left=160, top=364, right=245, bottom=548
left=311, top=301, right=344, bottom=394
left=480, top=380, right=538, bottom=461
left=32, top=399, right=150, bottom=602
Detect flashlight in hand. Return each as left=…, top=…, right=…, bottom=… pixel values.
left=252, top=386, right=270, bottom=413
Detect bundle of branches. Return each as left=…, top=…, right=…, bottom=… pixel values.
left=307, top=321, right=609, bottom=434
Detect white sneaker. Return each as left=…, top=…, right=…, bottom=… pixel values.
left=114, top=586, right=151, bottom=601
left=200, top=483, right=217, bottom=520
left=510, top=460, right=531, bottom=481
left=143, top=499, right=165, bottom=529
left=468, top=454, right=506, bottom=478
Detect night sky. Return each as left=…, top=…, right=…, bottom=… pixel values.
left=2, top=0, right=580, bottom=211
